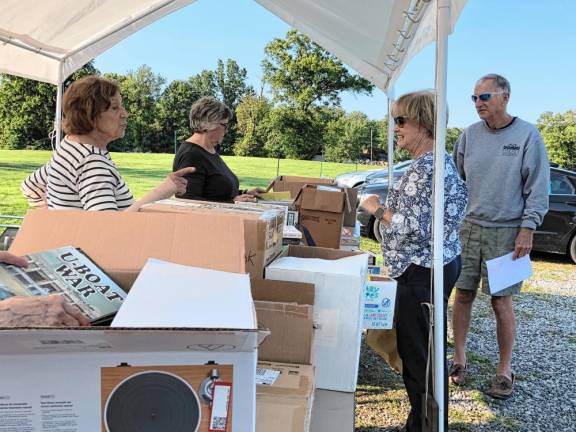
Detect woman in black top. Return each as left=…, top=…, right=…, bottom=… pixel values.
left=173, top=96, right=263, bottom=203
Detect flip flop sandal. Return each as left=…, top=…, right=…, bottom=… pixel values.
left=486, top=373, right=515, bottom=399
left=449, top=363, right=467, bottom=386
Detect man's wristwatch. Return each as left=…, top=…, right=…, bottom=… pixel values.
left=374, top=206, right=385, bottom=221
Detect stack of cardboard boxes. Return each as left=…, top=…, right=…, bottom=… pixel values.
left=3, top=173, right=368, bottom=432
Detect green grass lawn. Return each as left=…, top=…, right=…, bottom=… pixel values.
left=0, top=149, right=377, bottom=217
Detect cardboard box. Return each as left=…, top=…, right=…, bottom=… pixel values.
left=9, top=209, right=249, bottom=289
left=256, top=362, right=315, bottom=432
left=294, top=185, right=349, bottom=250
left=252, top=278, right=315, bottom=365
left=341, top=187, right=358, bottom=228
left=0, top=258, right=268, bottom=432
left=265, top=245, right=368, bottom=392
left=270, top=176, right=334, bottom=199
left=140, top=199, right=285, bottom=279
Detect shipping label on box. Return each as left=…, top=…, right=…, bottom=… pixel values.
left=363, top=279, right=397, bottom=329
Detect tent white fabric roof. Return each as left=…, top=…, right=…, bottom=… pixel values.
left=0, top=0, right=466, bottom=92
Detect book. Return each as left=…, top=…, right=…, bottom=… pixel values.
left=0, top=246, right=127, bottom=326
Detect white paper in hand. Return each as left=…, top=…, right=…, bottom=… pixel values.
left=486, top=252, right=532, bottom=294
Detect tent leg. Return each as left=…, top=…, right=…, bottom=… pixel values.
left=433, top=1, right=451, bottom=432
left=387, top=86, right=395, bottom=185
left=54, top=63, right=64, bottom=149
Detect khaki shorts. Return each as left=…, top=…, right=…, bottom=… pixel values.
left=455, top=220, right=522, bottom=296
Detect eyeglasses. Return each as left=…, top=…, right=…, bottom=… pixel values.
left=393, top=116, right=409, bottom=127
left=471, top=92, right=504, bottom=103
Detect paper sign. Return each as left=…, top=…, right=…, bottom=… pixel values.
left=255, top=368, right=281, bottom=385
left=486, top=252, right=532, bottom=294
left=363, top=280, right=397, bottom=329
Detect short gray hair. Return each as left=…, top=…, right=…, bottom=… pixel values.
left=189, top=96, right=231, bottom=133
left=478, top=74, right=511, bottom=94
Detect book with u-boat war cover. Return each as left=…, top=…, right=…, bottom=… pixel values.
left=0, top=246, right=127, bottom=325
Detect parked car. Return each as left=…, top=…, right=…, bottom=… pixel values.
left=357, top=166, right=576, bottom=263
left=363, top=159, right=413, bottom=184
left=334, top=159, right=413, bottom=188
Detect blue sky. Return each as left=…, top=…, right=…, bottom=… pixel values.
left=94, top=0, right=576, bottom=128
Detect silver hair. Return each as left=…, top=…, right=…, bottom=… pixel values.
left=478, top=74, right=511, bottom=94
left=189, top=96, right=231, bottom=133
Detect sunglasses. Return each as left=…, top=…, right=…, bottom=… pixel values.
left=393, top=116, right=409, bottom=127
left=471, top=91, right=504, bottom=103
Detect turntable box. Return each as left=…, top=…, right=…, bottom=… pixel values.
left=266, top=245, right=368, bottom=392
left=0, top=259, right=267, bottom=432
left=9, top=209, right=248, bottom=289
left=251, top=279, right=315, bottom=365
left=256, top=362, right=315, bottom=432
left=139, top=198, right=286, bottom=279
left=269, top=175, right=334, bottom=199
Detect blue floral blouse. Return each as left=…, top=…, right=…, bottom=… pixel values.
left=381, top=152, right=468, bottom=278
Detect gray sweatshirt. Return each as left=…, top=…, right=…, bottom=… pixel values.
left=453, top=118, right=549, bottom=230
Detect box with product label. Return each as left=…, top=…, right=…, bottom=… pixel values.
left=363, top=275, right=397, bottom=330
left=265, top=245, right=368, bottom=392
left=255, top=362, right=315, bottom=432
left=0, top=258, right=269, bottom=432
left=294, top=185, right=350, bottom=250
left=268, top=176, right=334, bottom=199
left=9, top=209, right=249, bottom=290
left=139, top=199, right=285, bottom=279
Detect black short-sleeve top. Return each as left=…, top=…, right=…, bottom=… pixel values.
left=173, top=141, right=240, bottom=203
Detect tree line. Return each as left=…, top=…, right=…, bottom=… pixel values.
left=0, top=30, right=574, bottom=168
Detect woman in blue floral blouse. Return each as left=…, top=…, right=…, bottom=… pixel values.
left=361, top=91, right=468, bottom=432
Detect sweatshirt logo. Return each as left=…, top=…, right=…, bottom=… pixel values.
left=502, top=143, right=520, bottom=156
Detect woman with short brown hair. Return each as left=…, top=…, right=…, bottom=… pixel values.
left=22, top=75, right=194, bottom=211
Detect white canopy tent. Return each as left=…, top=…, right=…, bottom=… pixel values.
left=0, top=0, right=467, bottom=429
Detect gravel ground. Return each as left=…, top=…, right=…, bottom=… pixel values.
left=356, top=253, right=576, bottom=431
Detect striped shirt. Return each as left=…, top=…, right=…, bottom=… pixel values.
left=21, top=138, right=134, bottom=211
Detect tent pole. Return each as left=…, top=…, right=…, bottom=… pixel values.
left=387, top=86, right=395, bottom=186
left=433, top=1, right=451, bottom=431
left=54, top=62, right=64, bottom=149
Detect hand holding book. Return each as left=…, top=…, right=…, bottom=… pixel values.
left=0, top=294, right=90, bottom=327
left=0, top=248, right=127, bottom=327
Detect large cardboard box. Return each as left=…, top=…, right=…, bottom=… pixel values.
left=265, top=245, right=368, bottom=392
left=0, top=258, right=267, bottom=432
left=9, top=209, right=248, bottom=289
left=294, top=185, right=349, bottom=250
left=270, top=176, right=334, bottom=199
left=252, top=279, right=315, bottom=365
left=140, top=198, right=285, bottom=279
left=256, top=362, right=315, bottom=432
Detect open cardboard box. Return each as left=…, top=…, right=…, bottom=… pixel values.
left=294, top=185, right=350, bottom=250
left=265, top=245, right=368, bottom=393
left=9, top=209, right=250, bottom=289
left=268, top=176, right=334, bottom=199
left=139, top=198, right=285, bottom=279
left=251, top=278, right=316, bottom=432
left=0, top=258, right=269, bottom=432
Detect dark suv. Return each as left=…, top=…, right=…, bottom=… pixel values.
left=357, top=166, right=576, bottom=263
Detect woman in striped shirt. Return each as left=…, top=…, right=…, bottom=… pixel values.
left=21, top=76, right=194, bottom=211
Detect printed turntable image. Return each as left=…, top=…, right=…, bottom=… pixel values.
left=101, top=364, right=233, bottom=432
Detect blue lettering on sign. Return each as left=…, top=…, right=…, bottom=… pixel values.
left=365, top=304, right=379, bottom=309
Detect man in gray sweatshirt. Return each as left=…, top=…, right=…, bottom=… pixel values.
left=450, top=74, right=549, bottom=399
